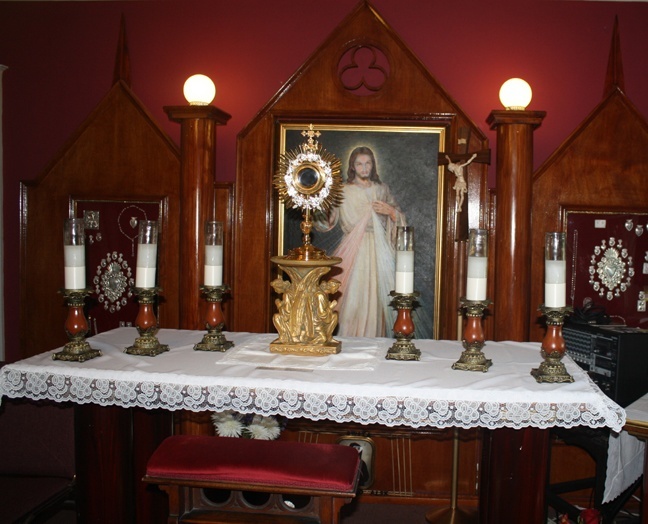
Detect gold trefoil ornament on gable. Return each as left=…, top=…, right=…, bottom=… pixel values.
left=270, top=124, right=344, bottom=355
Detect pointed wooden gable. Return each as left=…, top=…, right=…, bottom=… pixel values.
left=232, top=1, right=490, bottom=340
left=529, top=18, right=648, bottom=339
left=19, top=20, right=181, bottom=360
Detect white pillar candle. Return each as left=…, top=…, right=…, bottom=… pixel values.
left=135, top=220, right=159, bottom=288
left=466, top=229, right=488, bottom=301
left=204, top=221, right=224, bottom=287
left=466, top=256, right=488, bottom=301
left=204, top=244, right=223, bottom=286
left=395, top=226, right=415, bottom=294
left=395, top=250, right=414, bottom=294
left=63, top=218, right=86, bottom=290
left=136, top=243, right=157, bottom=288
left=545, top=260, right=566, bottom=308
left=544, top=232, right=566, bottom=308
left=64, top=244, right=86, bottom=290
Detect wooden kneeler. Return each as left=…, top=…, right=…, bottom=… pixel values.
left=143, top=435, right=362, bottom=524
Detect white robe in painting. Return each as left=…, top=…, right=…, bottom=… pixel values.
left=316, top=182, right=405, bottom=337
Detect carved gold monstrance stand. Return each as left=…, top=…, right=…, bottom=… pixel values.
left=271, top=125, right=343, bottom=356
left=270, top=213, right=342, bottom=355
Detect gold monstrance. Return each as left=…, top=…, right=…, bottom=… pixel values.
left=271, top=124, right=344, bottom=355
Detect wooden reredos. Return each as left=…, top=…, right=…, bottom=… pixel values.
left=19, top=20, right=234, bottom=360
left=231, top=1, right=490, bottom=340
left=530, top=18, right=648, bottom=340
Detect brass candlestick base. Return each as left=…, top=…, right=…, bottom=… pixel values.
left=386, top=291, right=420, bottom=361
left=194, top=285, right=234, bottom=352
left=452, top=298, right=492, bottom=372
left=53, top=289, right=102, bottom=362
left=531, top=305, right=574, bottom=383
left=270, top=256, right=342, bottom=356
left=125, top=287, right=169, bottom=357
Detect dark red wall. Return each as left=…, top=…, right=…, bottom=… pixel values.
left=2, top=0, right=648, bottom=360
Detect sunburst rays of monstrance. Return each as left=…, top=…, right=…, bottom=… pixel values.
left=270, top=124, right=344, bottom=355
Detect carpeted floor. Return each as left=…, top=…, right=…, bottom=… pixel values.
left=341, top=502, right=434, bottom=523
left=45, top=503, right=446, bottom=523
left=44, top=502, right=641, bottom=523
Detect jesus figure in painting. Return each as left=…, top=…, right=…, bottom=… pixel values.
left=315, top=146, right=406, bottom=337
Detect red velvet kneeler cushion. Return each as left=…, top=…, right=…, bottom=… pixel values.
left=146, top=435, right=360, bottom=492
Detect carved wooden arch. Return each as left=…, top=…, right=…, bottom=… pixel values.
left=232, top=1, right=490, bottom=339
left=19, top=17, right=236, bottom=362
left=19, top=23, right=183, bottom=361
left=530, top=18, right=648, bottom=340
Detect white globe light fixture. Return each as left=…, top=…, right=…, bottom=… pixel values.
left=183, top=74, right=216, bottom=106
left=499, top=78, right=532, bottom=110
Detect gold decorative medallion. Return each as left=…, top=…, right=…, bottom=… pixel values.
left=589, top=237, right=633, bottom=300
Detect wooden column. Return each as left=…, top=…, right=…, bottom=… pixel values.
left=487, top=110, right=545, bottom=341
left=75, top=405, right=173, bottom=523
left=480, top=427, right=550, bottom=524
left=164, top=106, right=231, bottom=330
left=481, top=110, right=547, bottom=524
left=75, top=405, right=134, bottom=523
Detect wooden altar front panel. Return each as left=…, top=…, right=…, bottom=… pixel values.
left=281, top=421, right=481, bottom=509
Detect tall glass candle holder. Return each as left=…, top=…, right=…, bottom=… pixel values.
left=531, top=232, right=573, bottom=383
left=386, top=226, right=420, bottom=361
left=195, top=221, right=234, bottom=352
left=54, top=218, right=101, bottom=362
left=204, top=221, right=224, bottom=287
left=453, top=229, right=492, bottom=372
left=395, top=226, right=415, bottom=294
left=126, top=221, right=168, bottom=356
left=64, top=218, right=86, bottom=290
left=544, top=231, right=566, bottom=308
left=466, top=229, right=488, bottom=301
left=135, top=220, right=158, bottom=289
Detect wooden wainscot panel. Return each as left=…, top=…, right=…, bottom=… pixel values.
left=280, top=419, right=481, bottom=512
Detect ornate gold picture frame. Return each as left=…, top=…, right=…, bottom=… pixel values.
left=277, top=123, right=445, bottom=339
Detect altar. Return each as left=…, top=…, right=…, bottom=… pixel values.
left=0, top=328, right=625, bottom=523
left=0, top=328, right=624, bottom=430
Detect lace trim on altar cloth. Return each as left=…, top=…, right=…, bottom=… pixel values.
left=0, top=367, right=624, bottom=431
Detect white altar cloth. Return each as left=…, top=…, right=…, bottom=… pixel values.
left=0, top=328, right=624, bottom=432
left=601, top=393, right=648, bottom=503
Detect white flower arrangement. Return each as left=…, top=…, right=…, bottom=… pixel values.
left=211, top=410, right=282, bottom=440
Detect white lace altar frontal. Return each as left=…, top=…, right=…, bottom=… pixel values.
left=0, top=328, right=624, bottom=431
